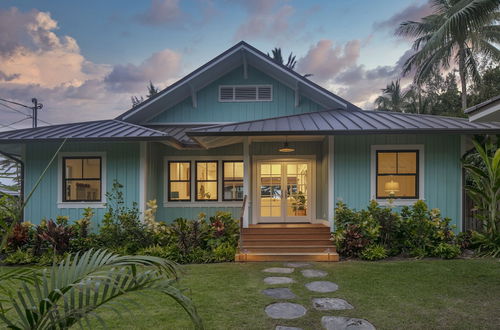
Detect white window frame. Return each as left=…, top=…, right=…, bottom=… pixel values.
left=218, top=85, right=273, bottom=102
left=370, top=145, right=424, bottom=206
left=57, top=152, right=107, bottom=208
left=163, top=156, right=244, bottom=207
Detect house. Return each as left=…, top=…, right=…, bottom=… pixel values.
left=1, top=41, right=499, bottom=261
left=465, top=95, right=500, bottom=122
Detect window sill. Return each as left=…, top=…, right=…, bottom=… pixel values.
left=374, top=199, right=424, bottom=207
left=163, top=201, right=243, bottom=208
left=57, top=202, right=106, bottom=209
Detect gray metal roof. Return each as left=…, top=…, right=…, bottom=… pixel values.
left=187, top=109, right=500, bottom=136
left=464, top=95, right=500, bottom=114
left=143, top=124, right=212, bottom=147
left=0, top=120, right=168, bottom=142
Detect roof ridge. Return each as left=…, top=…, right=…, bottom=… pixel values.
left=112, top=120, right=168, bottom=136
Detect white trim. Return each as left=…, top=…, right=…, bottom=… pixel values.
left=327, top=136, right=334, bottom=229
left=468, top=100, right=500, bottom=122
left=139, top=142, right=147, bottom=217
left=163, top=155, right=243, bottom=207
left=218, top=85, right=273, bottom=102
left=57, top=152, right=107, bottom=209
left=243, top=137, right=250, bottom=228
left=370, top=144, right=424, bottom=206
left=252, top=155, right=316, bottom=224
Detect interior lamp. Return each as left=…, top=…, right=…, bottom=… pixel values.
left=279, top=137, right=295, bottom=153
left=384, top=179, right=400, bottom=197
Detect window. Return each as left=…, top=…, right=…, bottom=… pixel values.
left=63, top=157, right=101, bottom=202
left=219, top=85, right=272, bottom=102
left=223, top=161, right=244, bottom=201
left=376, top=150, right=419, bottom=199
left=196, top=161, right=218, bottom=201
left=168, top=161, right=191, bottom=201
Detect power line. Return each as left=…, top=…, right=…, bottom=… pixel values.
left=0, top=97, right=32, bottom=109
left=0, top=97, right=43, bottom=128
left=0, top=117, right=31, bottom=129
left=0, top=102, right=30, bottom=116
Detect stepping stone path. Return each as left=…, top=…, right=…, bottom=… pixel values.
left=312, top=298, right=354, bottom=311
left=321, top=316, right=376, bottom=330
left=263, top=267, right=295, bottom=274
left=262, top=288, right=297, bottom=299
left=301, top=269, right=328, bottom=278
left=305, top=281, right=339, bottom=293
left=284, top=262, right=310, bottom=268
left=264, top=277, right=296, bottom=285
left=265, top=303, right=307, bottom=319
left=261, top=263, right=376, bottom=329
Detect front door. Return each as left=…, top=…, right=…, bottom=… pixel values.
left=256, top=160, right=312, bottom=223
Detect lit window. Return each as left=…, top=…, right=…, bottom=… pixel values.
left=223, top=161, right=243, bottom=201
left=63, top=157, right=101, bottom=202
left=376, top=151, right=418, bottom=199
left=168, top=161, right=191, bottom=201
left=196, top=161, right=218, bottom=201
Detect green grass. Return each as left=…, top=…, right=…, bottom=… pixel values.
left=2, top=259, right=500, bottom=329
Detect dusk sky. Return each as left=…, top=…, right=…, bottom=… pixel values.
left=0, top=0, right=433, bottom=129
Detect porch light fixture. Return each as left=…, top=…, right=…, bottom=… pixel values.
left=279, top=138, right=295, bottom=153
left=384, top=179, right=400, bottom=197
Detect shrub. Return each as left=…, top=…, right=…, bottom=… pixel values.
left=433, top=242, right=461, bottom=259
left=471, top=231, right=500, bottom=258
left=206, top=212, right=240, bottom=249
left=213, top=242, right=236, bottom=262
left=360, top=244, right=388, bottom=261
left=137, top=244, right=171, bottom=259
left=38, top=219, right=75, bottom=255
left=7, top=222, right=33, bottom=250
left=3, top=249, right=37, bottom=265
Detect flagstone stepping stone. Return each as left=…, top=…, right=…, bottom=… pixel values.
left=263, top=267, right=295, bottom=274
left=312, top=298, right=354, bottom=311
left=264, top=277, right=296, bottom=285
left=265, top=302, right=307, bottom=319
left=301, top=269, right=328, bottom=278
left=284, top=262, right=311, bottom=268
left=321, top=316, right=375, bottom=330
left=262, top=288, right=297, bottom=299
left=276, top=326, right=303, bottom=330
left=305, top=281, right=339, bottom=293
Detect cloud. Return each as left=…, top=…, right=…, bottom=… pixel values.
left=136, top=0, right=184, bottom=26
left=0, top=7, right=183, bottom=129
left=233, top=0, right=296, bottom=41
left=296, top=40, right=361, bottom=82
left=373, top=1, right=433, bottom=31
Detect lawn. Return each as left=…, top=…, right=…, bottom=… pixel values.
left=2, top=259, right=500, bottom=329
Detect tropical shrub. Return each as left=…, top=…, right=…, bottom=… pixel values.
left=7, top=222, right=32, bottom=249
left=433, top=242, right=461, bottom=259
left=333, top=200, right=461, bottom=259
left=2, top=248, right=36, bottom=265
left=213, top=242, right=237, bottom=262
left=360, top=244, right=388, bottom=261
left=463, top=137, right=500, bottom=257
left=38, top=219, right=75, bottom=255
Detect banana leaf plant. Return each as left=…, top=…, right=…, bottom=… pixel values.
left=0, top=249, right=204, bottom=329
left=463, top=138, right=500, bottom=238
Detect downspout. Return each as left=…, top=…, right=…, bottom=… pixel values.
left=0, top=149, right=24, bottom=221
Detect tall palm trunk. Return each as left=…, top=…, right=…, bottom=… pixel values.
left=458, top=42, right=468, bottom=111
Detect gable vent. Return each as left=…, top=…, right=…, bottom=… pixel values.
left=219, top=85, right=272, bottom=102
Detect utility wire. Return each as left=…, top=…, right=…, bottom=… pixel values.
left=0, top=117, right=31, bottom=129
left=0, top=97, right=32, bottom=109
left=0, top=102, right=30, bottom=116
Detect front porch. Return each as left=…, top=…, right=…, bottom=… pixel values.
left=235, top=223, right=338, bottom=262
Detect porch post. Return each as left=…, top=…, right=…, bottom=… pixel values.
left=327, top=136, right=335, bottom=230
left=243, top=137, right=250, bottom=228
left=139, top=141, right=148, bottom=219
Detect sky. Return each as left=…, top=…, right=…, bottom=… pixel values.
left=0, top=0, right=434, bottom=130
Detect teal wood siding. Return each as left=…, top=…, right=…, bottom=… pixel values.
left=24, top=142, right=140, bottom=228
left=151, top=142, right=243, bottom=222
left=334, top=134, right=462, bottom=229
left=147, top=65, right=323, bottom=123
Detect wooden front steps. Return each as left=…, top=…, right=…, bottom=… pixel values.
left=235, top=224, right=339, bottom=262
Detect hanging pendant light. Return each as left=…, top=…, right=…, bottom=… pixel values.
left=279, top=137, right=295, bottom=153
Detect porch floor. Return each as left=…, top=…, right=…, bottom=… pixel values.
left=235, top=223, right=339, bottom=262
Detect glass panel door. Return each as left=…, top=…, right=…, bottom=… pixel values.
left=286, top=163, right=309, bottom=220
left=257, top=161, right=311, bottom=223
left=259, top=162, right=283, bottom=221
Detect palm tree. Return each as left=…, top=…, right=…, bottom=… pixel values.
left=268, top=47, right=297, bottom=69
left=0, top=249, right=204, bottom=329
left=396, top=0, right=500, bottom=111
left=375, top=80, right=409, bottom=112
